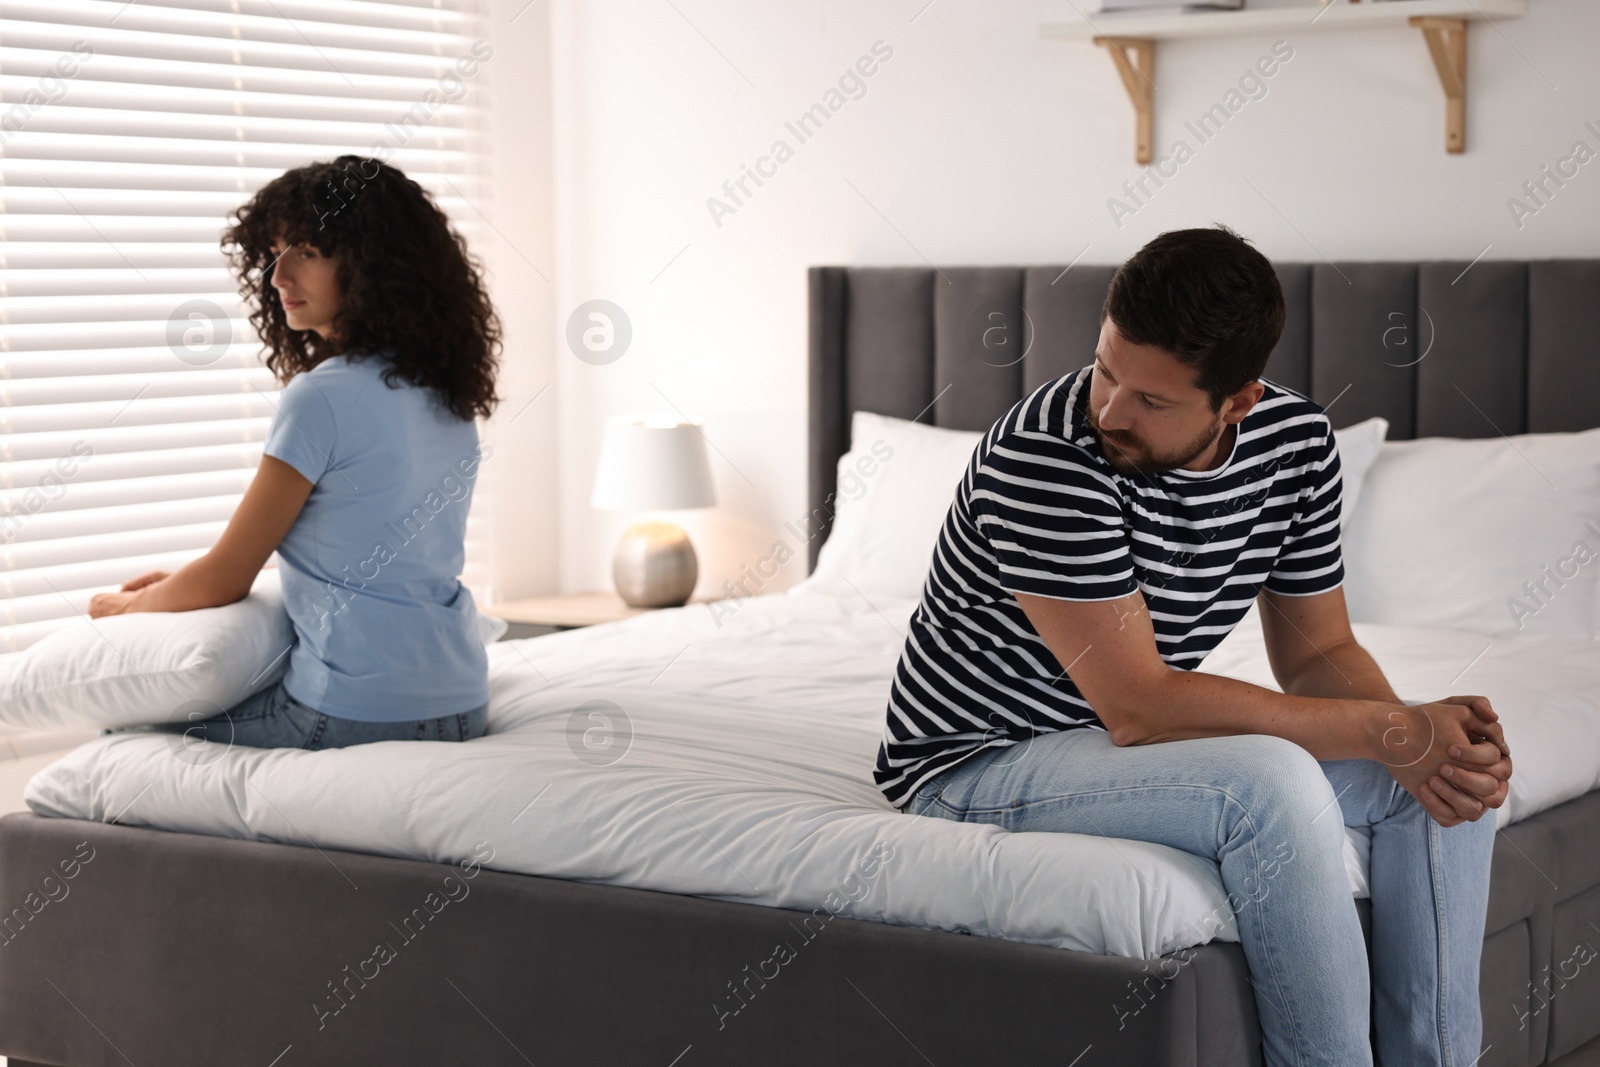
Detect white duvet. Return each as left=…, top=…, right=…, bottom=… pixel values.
left=23, top=585, right=1600, bottom=960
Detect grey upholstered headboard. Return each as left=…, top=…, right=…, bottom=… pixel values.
left=807, top=260, right=1600, bottom=570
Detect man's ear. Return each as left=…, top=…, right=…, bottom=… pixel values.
left=1221, top=381, right=1266, bottom=424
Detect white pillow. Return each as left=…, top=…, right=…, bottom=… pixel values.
left=0, top=568, right=292, bottom=733
left=1344, top=427, right=1600, bottom=639
left=0, top=569, right=510, bottom=734
left=1333, top=417, right=1389, bottom=528
left=805, top=411, right=1389, bottom=602
left=806, top=412, right=982, bottom=599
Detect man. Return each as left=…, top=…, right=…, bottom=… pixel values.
left=874, top=226, right=1513, bottom=1067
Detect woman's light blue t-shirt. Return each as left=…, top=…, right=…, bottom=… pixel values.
left=261, top=352, right=489, bottom=722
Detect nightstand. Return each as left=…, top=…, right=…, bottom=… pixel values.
left=483, top=591, right=712, bottom=640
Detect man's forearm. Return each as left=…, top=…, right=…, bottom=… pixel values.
left=1280, top=637, right=1401, bottom=705
left=1111, top=669, right=1390, bottom=762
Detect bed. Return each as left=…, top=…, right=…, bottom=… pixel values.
left=0, top=259, right=1596, bottom=1067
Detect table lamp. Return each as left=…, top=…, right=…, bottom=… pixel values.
left=590, top=417, right=717, bottom=608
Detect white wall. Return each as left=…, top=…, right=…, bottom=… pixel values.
left=494, top=0, right=1600, bottom=601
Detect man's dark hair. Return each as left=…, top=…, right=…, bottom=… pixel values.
left=1100, top=224, right=1285, bottom=410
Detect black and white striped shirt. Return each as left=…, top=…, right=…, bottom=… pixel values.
left=874, top=366, right=1344, bottom=809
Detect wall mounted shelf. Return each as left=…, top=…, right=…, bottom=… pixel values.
left=1040, top=0, right=1528, bottom=160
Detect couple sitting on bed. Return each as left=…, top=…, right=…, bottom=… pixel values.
left=91, top=158, right=1507, bottom=1066
left=875, top=226, right=1513, bottom=1067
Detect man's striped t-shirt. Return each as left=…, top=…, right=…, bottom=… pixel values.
left=873, top=365, right=1345, bottom=810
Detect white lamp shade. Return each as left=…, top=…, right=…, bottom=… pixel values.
left=590, top=418, right=718, bottom=511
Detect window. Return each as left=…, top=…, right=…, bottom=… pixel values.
left=1, top=0, right=493, bottom=651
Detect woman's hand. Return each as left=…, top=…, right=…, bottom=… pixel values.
left=120, top=570, right=171, bottom=592
left=88, top=588, right=146, bottom=618
left=87, top=570, right=171, bottom=617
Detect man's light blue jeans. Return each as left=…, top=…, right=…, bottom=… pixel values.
left=903, top=729, right=1498, bottom=1067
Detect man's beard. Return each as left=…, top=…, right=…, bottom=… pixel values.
left=1086, top=404, right=1226, bottom=477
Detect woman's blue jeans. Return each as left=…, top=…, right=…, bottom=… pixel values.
left=904, top=729, right=1498, bottom=1067
left=112, top=680, right=488, bottom=758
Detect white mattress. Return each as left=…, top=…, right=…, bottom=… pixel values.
left=23, top=586, right=1600, bottom=961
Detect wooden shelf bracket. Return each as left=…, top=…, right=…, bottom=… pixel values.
left=1094, top=36, right=1155, bottom=164
left=1046, top=2, right=1521, bottom=159
left=1410, top=16, right=1468, bottom=153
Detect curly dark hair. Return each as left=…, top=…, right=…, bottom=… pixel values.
left=222, top=155, right=501, bottom=421
left=1102, top=224, right=1285, bottom=411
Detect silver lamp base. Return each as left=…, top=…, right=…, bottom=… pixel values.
left=612, top=520, right=699, bottom=608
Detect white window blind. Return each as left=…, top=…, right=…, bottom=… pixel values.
left=1, top=0, right=495, bottom=652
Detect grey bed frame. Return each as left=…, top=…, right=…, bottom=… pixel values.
left=0, top=259, right=1596, bottom=1067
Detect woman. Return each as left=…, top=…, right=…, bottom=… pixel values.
left=89, top=155, right=502, bottom=751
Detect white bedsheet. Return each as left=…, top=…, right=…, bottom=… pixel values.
left=23, top=586, right=1600, bottom=960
